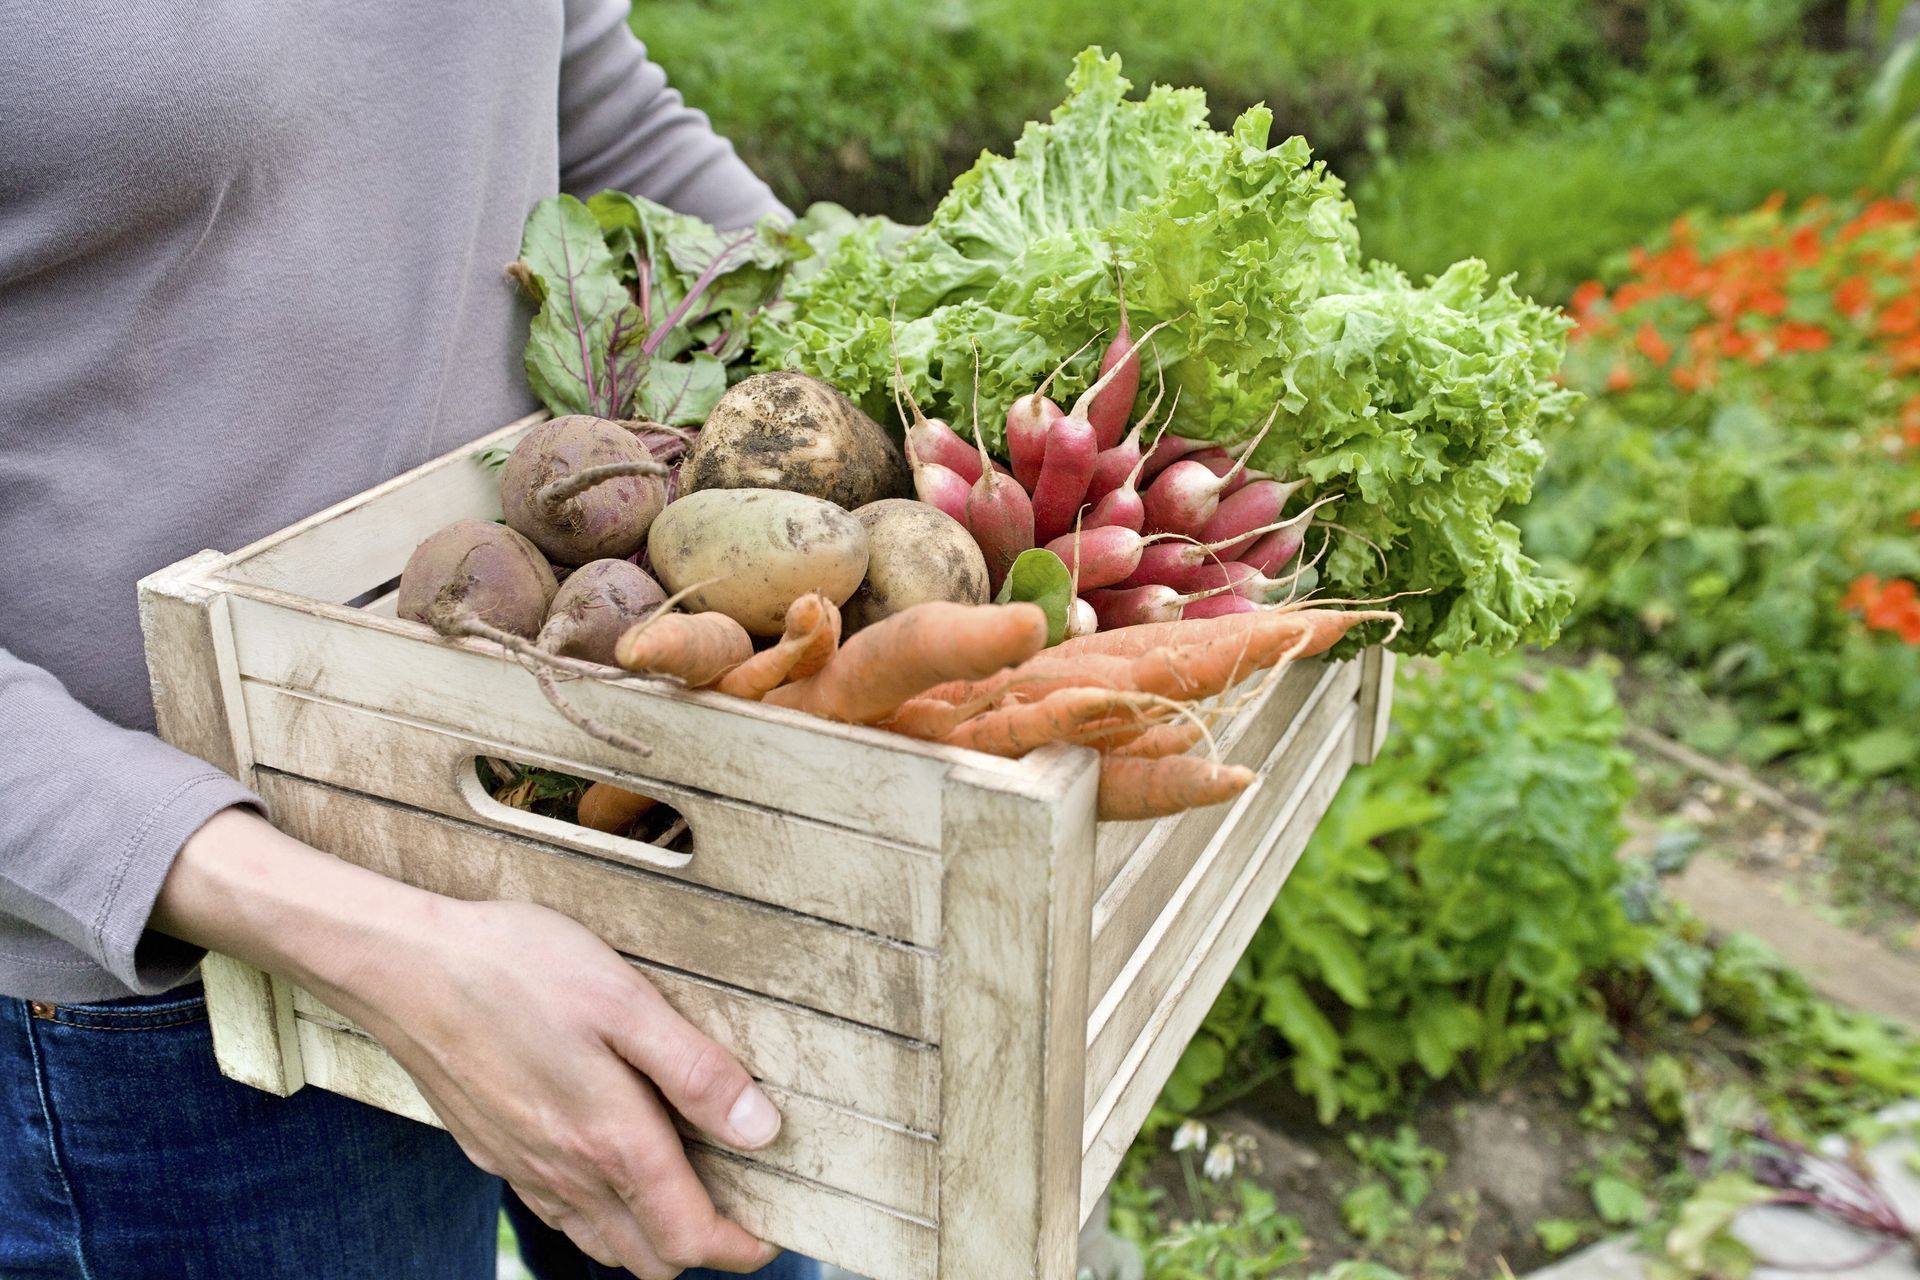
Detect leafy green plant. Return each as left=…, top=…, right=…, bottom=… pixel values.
left=1524, top=192, right=1920, bottom=785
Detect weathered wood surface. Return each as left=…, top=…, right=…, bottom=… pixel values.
left=936, top=747, right=1099, bottom=1280
left=1081, top=713, right=1357, bottom=1218
left=291, top=1012, right=936, bottom=1278
left=1088, top=660, right=1360, bottom=1004
left=1353, top=646, right=1397, bottom=765
left=257, top=772, right=937, bottom=1040
left=218, top=413, right=542, bottom=602
left=242, top=682, right=940, bottom=945
left=137, top=555, right=310, bottom=1096
left=223, top=587, right=1010, bottom=847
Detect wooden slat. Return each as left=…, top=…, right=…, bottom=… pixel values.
left=291, top=957, right=941, bottom=1135
left=1090, top=660, right=1326, bottom=897
left=244, top=682, right=940, bottom=945
left=291, top=1017, right=937, bottom=1279
left=224, top=588, right=990, bottom=848
left=1087, top=660, right=1360, bottom=1002
left=138, top=553, right=309, bottom=1097
left=1080, top=713, right=1356, bottom=1218
left=936, top=747, right=1100, bottom=1280
left=1353, top=646, right=1398, bottom=764
left=217, top=414, right=543, bottom=602
left=1084, top=704, right=1357, bottom=1117
left=290, top=998, right=935, bottom=1216
left=257, top=772, right=938, bottom=1040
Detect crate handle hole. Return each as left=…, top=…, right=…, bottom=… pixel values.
left=462, top=756, right=694, bottom=871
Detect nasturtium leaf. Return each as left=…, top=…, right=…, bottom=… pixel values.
left=994, top=548, right=1074, bottom=645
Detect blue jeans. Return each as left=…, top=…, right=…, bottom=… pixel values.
left=0, top=984, right=817, bottom=1280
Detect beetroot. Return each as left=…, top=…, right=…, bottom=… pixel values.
left=397, top=519, right=558, bottom=639
left=500, top=415, right=668, bottom=566
left=536, top=559, right=668, bottom=666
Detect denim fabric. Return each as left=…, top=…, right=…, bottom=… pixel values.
left=0, top=985, right=817, bottom=1280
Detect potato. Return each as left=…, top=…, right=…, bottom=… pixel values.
left=647, top=489, right=869, bottom=636
left=683, top=371, right=911, bottom=510
left=843, top=499, right=990, bottom=632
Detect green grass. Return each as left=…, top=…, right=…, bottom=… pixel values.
left=1354, top=90, right=1862, bottom=302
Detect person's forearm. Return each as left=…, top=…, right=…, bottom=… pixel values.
left=151, top=807, right=438, bottom=1011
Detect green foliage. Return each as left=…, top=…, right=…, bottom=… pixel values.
left=1522, top=193, right=1920, bottom=785
left=1357, top=91, right=1856, bottom=303
left=1167, top=653, right=1642, bottom=1122
left=764, top=51, right=1576, bottom=656
left=1339, top=1125, right=1446, bottom=1245
left=1135, top=1182, right=1312, bottom=1279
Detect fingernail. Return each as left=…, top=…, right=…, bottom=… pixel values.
left=728, top=1083, right=780, bottom=1147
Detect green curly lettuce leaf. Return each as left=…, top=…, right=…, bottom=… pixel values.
left=757, top=49, right=1575, bottom=654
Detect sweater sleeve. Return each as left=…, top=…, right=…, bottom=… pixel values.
left=558, top=0, right=789, bottom=230
left=0, top=648, right=260, bottom=994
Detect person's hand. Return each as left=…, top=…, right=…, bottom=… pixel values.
left=154, top=807, right=780, bottom=1277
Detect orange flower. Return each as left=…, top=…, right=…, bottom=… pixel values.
left=1759, top=190, right=1787, bottom=215
left=1570, top=280, right=1606, bottom=316
left=1635, top=323, right=1673, bottom=365
left=1877, top=294, right=1919, bottom=337
left=1791, top=225, right=1823, bottom=264
left=1774, top=322, right=1831, bottom=353
left=1843, top=574, right=1883, bottom=612
left=1834, top=275, right=1873, bottom=317
left=1606, top=361, right=1634, bottom=393
left=1908, top=512, right=1920, bottom=528
left=1866, top=578, right=1919, bottom=632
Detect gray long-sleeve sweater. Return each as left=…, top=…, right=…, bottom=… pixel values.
left=0, top=0, right=785, bottom=1001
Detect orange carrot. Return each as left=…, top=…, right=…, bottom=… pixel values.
left=1097, top=755, right=1255, bottom=820
left=1054, top=607, right=1399, bottom=665
left=880, top=696, right=989, bottom=740
left=764, top=602, right=1048, bottom=724
left=576, top=782, right=657, bottom=834
left=1110, top=722, right=1207, bottom=758
left=713, top=594, right=841, bottom=700
left=614, top=611, right=753, bottom=686
left=943, top=687, right=1169, bottom=757
left=920, top=653, right=1140, bottom=707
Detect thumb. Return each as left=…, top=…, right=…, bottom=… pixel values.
left=611, top=980, right=783, bottom=1151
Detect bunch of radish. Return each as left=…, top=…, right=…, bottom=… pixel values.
left=898, top=290, right=1333, bottom=637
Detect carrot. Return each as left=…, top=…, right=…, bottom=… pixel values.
left=764, top=602, right=1048, bottom=724
left=1052, top=606, right=1400, bottom=663
left=919, top=652, right=1141, bottom=707
left=713, top=594, right=841, bottom=700
left=1097, top=755, right=1255, bottom=820
left=943, top=687, right=1170, bottom=758
left=614, top=611, right=754, bottom=686
left=576, top=781, right=657, bottom=834
left=1110, top=722, right=1207, bottom=759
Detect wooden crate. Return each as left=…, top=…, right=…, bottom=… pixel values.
left=138, top=412, right=1395, bottom=1280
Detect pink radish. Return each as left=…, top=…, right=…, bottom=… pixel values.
left=1005, top=336, right=1090, bottom=491
left=1242, top=523, right=1308, bottom=575
left=1085, top=580, right=1237, bottom=629
left=960, top=345, right=1036, bottom=593
left=1137, top=432, right=1210, bottom=484
left=1066, top=597, right=1099, bottom=639
left=1142, top=403, right=1280, bottom=536
left=1120, top=502, right=1338, bottom=591
left=1087, top=366, right=1170, bottom=501
left=1170, top=557, right=1317, bottom=602
left=890, top=319, right=992, bottom=493
left=1085, top=273, right=1140, bottom=450
left=1200, top=478, right=1308, bottom=557
left=1086, top=389, right=1179, bottom=532
left=1181, top=594, right=1260, bottom=620
left=1031, top=318, right=1177, bottom=546
left=912, top=458, right=975, bottom=524
left=1042, top=526, right=1182, bottom=592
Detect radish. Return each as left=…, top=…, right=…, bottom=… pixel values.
left=1137, top=432, right=1209, bottom=484
left=1005, top=336, right=1091, bottom=491
left=500, top=416, right=669, bottom=565
left=1085, top=273, right=1140, bottom=450
left=888, top=329, right=988, bottom=485
left=1042, top=526, right=1180, bottom=592
left=1066, top=597, right=1099, bottom=639
left=1181, top=593, right=1260, bottom=620
left=1199, top=478, right=1308, bottom=557
left=1086, top=388, right=1179, bottom=533
left=961, top=346, right=1036, bottom=593
left=1087, top=367, right=1170, bottom=501
left=1085, top=580, right=1237, bottom=629
left=1119, top=503, right=1337, bottom=591
left=1242, top=523, right=1308, bottom=575
left=1030, top=318, right=1176, bottom=546
left=911, top=457, right=975, bottom=524
left=1142, top=403, right=1279, bottom=536
left=1169, top=557, right=1317, bottom=603
left=1183, top=448, right=1273, bottom=499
